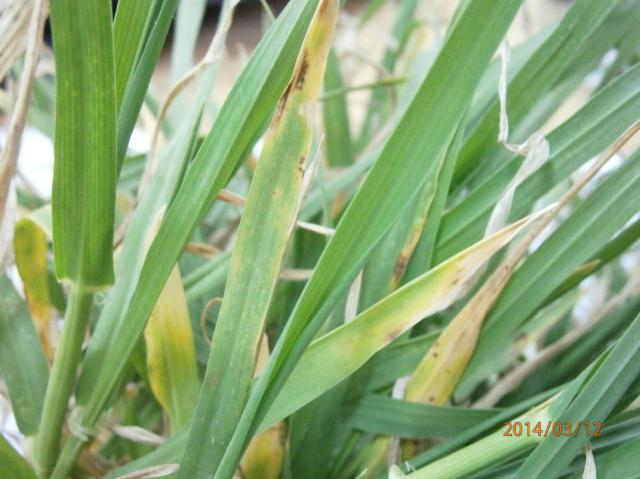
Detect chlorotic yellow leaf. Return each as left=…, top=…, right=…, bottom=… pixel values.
left=240, top=421, right=285, bottom=479
left=13, top=218, right=53, bottom=359
left=261, top=212, right=541, bottom=428
left=179, top=1, right=341, bottom=474
left=240, top=335, right=285, bottom=479
left=144, top=265, right=200, bottom=431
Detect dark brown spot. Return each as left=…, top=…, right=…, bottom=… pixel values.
left=318, top=0, right=330, bottom=14
left=295, top=54, right=310, bottom=90
left=387, top=328, right=402, bottom=343
left=273, top=97, right=288, bottom=123
left=393, top=256, right=409, bottom=282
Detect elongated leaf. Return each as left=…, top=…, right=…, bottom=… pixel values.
left=359, top=118, right=465, bottom=311
left=344, top=395, right=498, bottom=439
left=404, top=119, right=465, bottom=281
left=543, top=297, right=640, bottom=387
left=546, top=216, right=640, bottom=304
left=0, top=275, right=48, bottom=435
left=409, top=389, right=560, bottom=469
left=41, top=3, right=118, bottom=474
left=13, top=218, right=52, bottom=357
left=56, top=2, right=325, bottom=476
left=50, top=0, right=117, bottom=287
left=454, top=0, right=622, bottom=181
left=221, top=3, right=525, bottom=475
left=323, top=49, right=353, bottom=167
left=517, top=312, right=640, bottom=478
left=403, top=371, right=601, bottom=479
left=113, top=0, right=155, bottom=108
left=239, top=423, right=285, bottom=479
left=0, top=435, right=37, bottom=479
left=77, top=83, right=206, bottom=405
left=345, top=331, right=439, bottom=400
left=107, top=218, right=536, bottom=476
left=180, top=1, right=339, bottom=474
left=239, top=338, right=285, bottom=479
left=116, top=0, right=178, bottom=170
left=171, top=0, right=207, bottom=83
left=569, top=438, right=640, bottom=479
left=459, top=148, right=640, bottom=397
left=355, top=0, right=420, bottom=149
left=144, top=266, right=199, bottom=431
left=166, top=0, right=208, bottom=125
left=438, top=61, right=640, bottom=262
left=260, top=215, right=534, bottom=429
left=287, top=294, right=352, bottom=479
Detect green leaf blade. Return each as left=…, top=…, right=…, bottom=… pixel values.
left=50, top=0, right=117, bottom=287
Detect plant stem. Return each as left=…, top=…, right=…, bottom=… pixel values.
left=50, top=435, right=85, bottom=479
left=406, top=404, right=553, bottom=479
left=407, top=429, right=538, bottom=479
left=36, top=285, right=93, bottom=478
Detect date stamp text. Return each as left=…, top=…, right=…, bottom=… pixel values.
left=503, top=421, right=602, bottom=438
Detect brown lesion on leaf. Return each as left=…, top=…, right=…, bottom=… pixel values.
left=514, top=331, right=528, bottom=341
left=273, top=51, right=310, bottom=123
left=387, top=328, right=403, bottom=343
left=318, top=0, right=331, bottom=14
left=392, top=255, right=409, bottom=285
left=294, top=52, right=310, bottom=90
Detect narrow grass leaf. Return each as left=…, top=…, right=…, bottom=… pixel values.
left=54, top=2, right=324, bottom=477
left=344, top=395, right=498, bottom=439
left=438, top=61, right=640, bottom=262
left=404, top=120, right=465, bottom=281
left=260, top=215, right=533, bottom=429
left=222, top=5, right=525, bottom=474
left=144, top=265, right=200, bottom=432
left=345, top=331, right=439, bottom=400
left=0, top=435, right=37, bottom=479
left=42, top=1, right=117, bottom=473
left=13, top=218, right=52, bottom=357
left=517, top=312, right=640, bottom=478
left=113, top=0, right=155, bottom=108
left=546, top=216, right=640, bottom=304
left=239, top=423, right=285, bottom=479
left=116, top=0, right=178, bottom=170
left=239, top=338, right=285, bottom=479
left=0, top=275, right=48, bottom=435
left=323, top=49, right=353, bottom=167
left=50, top=0, right=117, bottom=287
left=568, top=438, right=640, bottom=479
left=355, top=0, right=420, bottom=149
left=454, top=0, right=621, bottom=181
left=179, top=0, right=339, bottom=474
left=171, top=0, right=207, bottom=83
left=459, top=147, right=640, bottom=397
